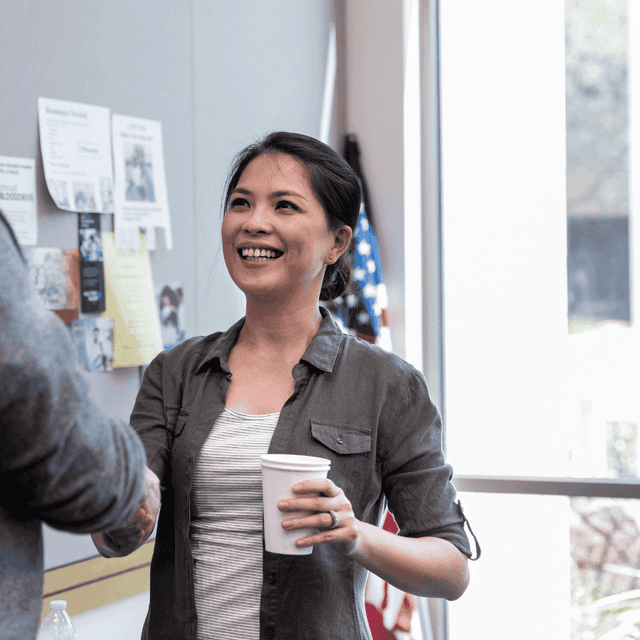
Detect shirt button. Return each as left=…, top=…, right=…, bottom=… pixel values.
left=336, top=435, right=344, bottom=445
left=268, top=574, right=277, bottom=585
left=266, top=628, right=275, bottom=639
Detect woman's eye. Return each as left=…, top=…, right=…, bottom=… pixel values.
left=275, top=200, right=300, bottom=211
left=230, top=197, right=249, bottom=208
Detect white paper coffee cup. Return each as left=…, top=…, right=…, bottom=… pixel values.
left=260, top=454, right=331, bottom=555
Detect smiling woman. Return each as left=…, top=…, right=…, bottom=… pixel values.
left=221, top=152, right=353, bottom=313
left=222, top=132, right=361, bottom=303
left=92, top=132, right=476, bottom=640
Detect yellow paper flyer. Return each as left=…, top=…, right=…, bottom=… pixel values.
left=101, top=231, right=162, bottom=367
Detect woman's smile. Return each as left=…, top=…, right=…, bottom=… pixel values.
left=237, top=246, right=285, bottom=262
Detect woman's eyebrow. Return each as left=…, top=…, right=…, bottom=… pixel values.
left=271, top=190, right=306, bottom=201
left=230, top=187, right=307, bottom=201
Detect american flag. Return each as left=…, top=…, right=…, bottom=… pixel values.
left=325, top=201, right=392, bottom=351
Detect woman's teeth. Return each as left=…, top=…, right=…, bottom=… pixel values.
left=241, top=248, right=282, bottom=260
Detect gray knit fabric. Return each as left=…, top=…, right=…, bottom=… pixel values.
left=0, top=212, right=146, bottom=640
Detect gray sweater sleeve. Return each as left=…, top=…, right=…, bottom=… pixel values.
left=0, top=214, right=146, bottom=533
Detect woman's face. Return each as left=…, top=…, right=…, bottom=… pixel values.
left=222, top=153, right=343, bottom=303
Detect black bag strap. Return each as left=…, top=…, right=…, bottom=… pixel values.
left=457, top=499, right=481, bottom=561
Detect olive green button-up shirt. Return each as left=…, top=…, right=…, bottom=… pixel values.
left=132, top=306, right=472, bottom=640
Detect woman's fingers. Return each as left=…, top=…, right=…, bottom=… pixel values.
left=276, top=478, right=361, bottom=554
left=278, top=494, right=341, bottom=514
left=278, top=478, right=344, bottom=514
left=281, top=510, right=338, bottom=531
left=293, top=514, right=361, bottom=554
left=291, top=478, right=340, bottom=497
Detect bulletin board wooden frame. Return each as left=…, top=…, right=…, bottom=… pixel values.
left=41, top=540, right=154, bottom=621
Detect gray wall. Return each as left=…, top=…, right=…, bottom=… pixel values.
left=0, top=0, right=339, bottom=570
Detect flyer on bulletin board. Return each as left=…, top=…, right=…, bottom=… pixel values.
left=78, top=213, right=106, bottom=314
left=111, top=113, right=172, bottom=250
left=101, top=231, right=163, bottom=367
left=38, top=97, right=114, bottom=214
left=24, top=246, right=79, bottom=325
left=70, top=317, right=115, bottom=372
left=0, top=156, right=37, bottom=245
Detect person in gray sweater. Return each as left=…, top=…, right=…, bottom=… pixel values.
left=0, top=209, right=156, bottom=640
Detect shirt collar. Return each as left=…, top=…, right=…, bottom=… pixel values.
left=196, top=305, right=344, bottom=374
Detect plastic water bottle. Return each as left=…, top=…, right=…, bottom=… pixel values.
left=37, top=600, right=76, bottom=639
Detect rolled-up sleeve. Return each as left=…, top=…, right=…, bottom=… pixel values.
left=380, top=369, right=473, bottom=558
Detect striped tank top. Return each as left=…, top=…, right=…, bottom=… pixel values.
left=189, top=406, right=279, bottom=640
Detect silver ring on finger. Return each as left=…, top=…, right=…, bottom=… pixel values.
left=328, top=510, right=339, bottom=529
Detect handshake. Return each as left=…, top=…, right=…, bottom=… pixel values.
left=92, top=466, right=161, bottom=558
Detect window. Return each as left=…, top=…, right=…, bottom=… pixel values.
left=432, top=0, right=640, bottom=637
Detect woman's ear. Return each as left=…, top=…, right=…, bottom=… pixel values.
left=331, top=225, right=353, bottom=260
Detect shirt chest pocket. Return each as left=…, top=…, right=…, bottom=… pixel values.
left=308, top=421, right=372, bottom=496
left=310, top=421, right=372, bottom=455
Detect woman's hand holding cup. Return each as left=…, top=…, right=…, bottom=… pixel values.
left=277, top=477, right=361, bottom=556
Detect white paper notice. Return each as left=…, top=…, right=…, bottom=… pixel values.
left=38, top=97, right=114, bottom=214
left=112, top=114, right=172, bottom=250
left=0, top=156, right=37, bottom=245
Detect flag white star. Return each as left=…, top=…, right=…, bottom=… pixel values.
left=367, top=259, right=376, bottom=274
left=363, top=283, right=376, bottom=298
left=353, top=267, right=366, bottom=281
left=357, top=239, right=371, bottom=256
left=360, top=217, right=369, bottom=232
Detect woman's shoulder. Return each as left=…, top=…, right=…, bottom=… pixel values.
left=334, top=334, right=436, bottom=423
left=338, top=332, right=423, bottom=383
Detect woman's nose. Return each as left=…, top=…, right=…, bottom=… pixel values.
left=242, top=205, right=272, bottom=234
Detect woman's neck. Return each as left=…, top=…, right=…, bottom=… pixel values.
left=238, top=297, right=323, bottom=356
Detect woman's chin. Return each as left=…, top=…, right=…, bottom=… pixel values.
left=235, top=281, right=282, bottom=302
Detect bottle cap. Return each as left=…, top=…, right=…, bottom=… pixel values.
left=49, top=600, right=67, bottom=610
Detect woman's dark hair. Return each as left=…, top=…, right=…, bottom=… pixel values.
left=222, top=132, right=362, bottom=301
